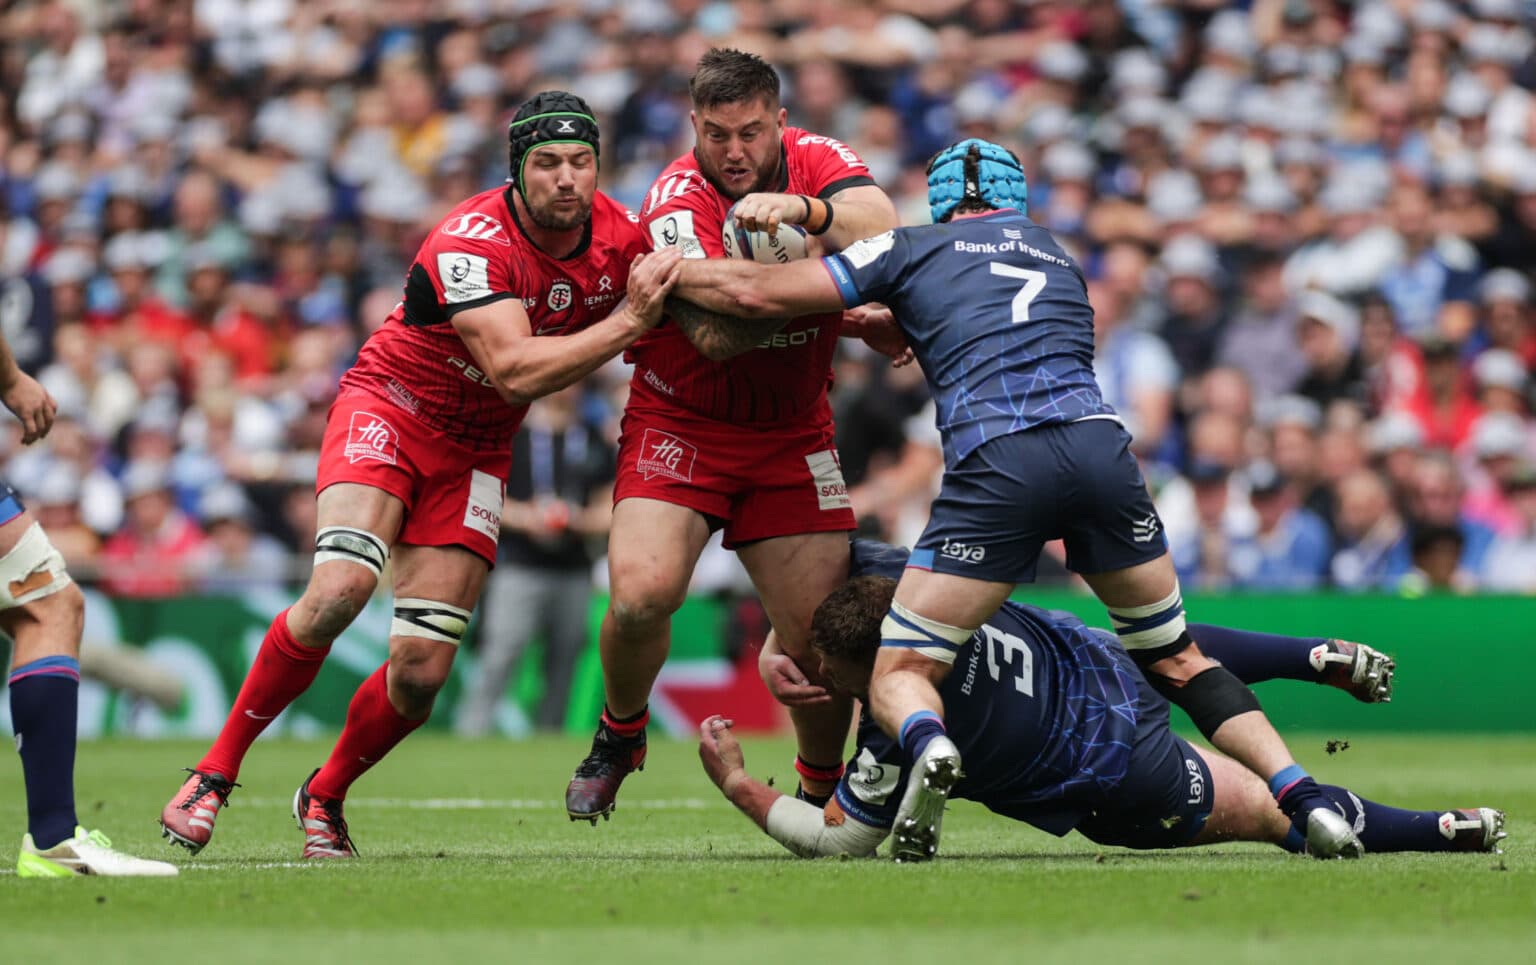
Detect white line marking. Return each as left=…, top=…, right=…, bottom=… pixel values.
left=241, top=797, right=714, bottom=810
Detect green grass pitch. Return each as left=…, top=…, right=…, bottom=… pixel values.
left=4, top=734, right=1532, bottom=964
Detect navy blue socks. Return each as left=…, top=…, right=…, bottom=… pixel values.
left=9, top=655, right=81, bottom=849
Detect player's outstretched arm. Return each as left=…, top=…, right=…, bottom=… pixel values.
left=731, top=185, right=898, bottom=254
left=0, top=333, right=56, bottom=444
left=698, top=716, right=887, bottom=858
left=453, top=248, right=682, bottom=405
left=674, top=257, right=845, bottom=321
left=663, top=295, right=790, bottom=362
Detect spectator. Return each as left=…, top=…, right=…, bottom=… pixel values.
left=1293, top=291, right=1366, bottom=409
left=195, top=482, right=291, bottom=594
left=1482, top=464, right=1536, bottom=592
left=98, top=461, right=208, bottom=598
left=1404, top=452, right=1497, bottom=585
left=1329, top=469, right=1410, bottom=591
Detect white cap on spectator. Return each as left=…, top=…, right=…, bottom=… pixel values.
left=183, top=243, right=227, bottom=274
left=1042, top=142, right=1095, bottom=183
left=1205, top=10, right=1256, bottom=60
left=1320, top=166, right=1387, bottom=216
left=33, top=163, right=80, bottom=202
left=1367, top=412, right=1425, bottom=453
left=335, top=128, right=398, bottom=187
left=1298, top=290, right=1361, bottom=346
left=1472, top=412, right=1530, bottom=459
left=1413, top=0, right=1459, bottom=32
left=49, top=112, right=93, bottom=146
left=1236, top=88, right=1282, bottom=130
left=954, top=83, right=1002, bottom=125
left=1275, top=136, right=1323, bottom=168
left=1354, top=1, right=1406, bottom=48
left=1182, top=80, right=1235, bottom=124
left=42, top=248, right=95, bottom=286
left=1472, top=0, right=1522, bottom=18
left=1343, top=36, right=1388, bottom=67
left=1444, top=74, right=1492, bottom=118
left=361, top=167, right=430, bottom=224
left=1119, top=95, right=1167, bottom=131
left=130, top=112, right=179, bottom=145
left=103, top=232, right=156, bottom=272
left=1036, top=42, right=1089, bottom=84
left=1245, top=175, right=1296, bottom=213
left=120, top=460, right=173, bottom=500
left=1481, top=268, right=1531, bottom=304
left=1261, top=394, right=1323, bottom=431
left=622, top=0, right=678, bottom=35
left=1160, top=234, right=1221, bottom=283
left=1474, top=349, right=1529, bottom=391
left=1146, top=170, right=1204, bottom=225
left=1263, top=43, right=1307, bottom=79
left=1462, top=25, right=1523, bottom=66
left=1199, top=134, right=1244, bottom=172
left=1024, top=104, right=1075, bottom=145
left=34, top=464, right=82, bottom=508
left=453, top=62, right=501, bottom=100
left=1436, top=151, right=1481, bottom=188
left=273, top=163, right=333, bottom=222
left=199, top=481, right=256, bottom=527
left=1110, top=49, right=1166, bottom=96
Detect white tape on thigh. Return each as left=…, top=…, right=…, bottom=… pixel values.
left=0, top=522, right=72, bottom=611
left=315, top=526, right=389, bottom=576
left=1107, top=585, right=1187, bottom=650
left=879, top=602, right=973, bottom=665
left=391, top=598, right=473, bottom=645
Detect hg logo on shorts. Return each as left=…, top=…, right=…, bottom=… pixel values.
left=941, top=538, right=986, bottom=563
left=637, top=429, right=697, bottom=483
left=345, top=412, right=398, bottom=466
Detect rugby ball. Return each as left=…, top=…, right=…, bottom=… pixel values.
left=722, top=201, right=810, bottom=264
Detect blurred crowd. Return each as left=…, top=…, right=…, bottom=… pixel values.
left=2, top=0, right=1535, bottom=598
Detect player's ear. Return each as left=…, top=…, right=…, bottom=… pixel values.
left=776, top=107, right=787, bottom=130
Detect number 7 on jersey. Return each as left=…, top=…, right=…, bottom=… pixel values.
left=990, top=262, right=1048, bottom=324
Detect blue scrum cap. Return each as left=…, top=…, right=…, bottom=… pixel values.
left=926, top=138, right=1028, bottom=223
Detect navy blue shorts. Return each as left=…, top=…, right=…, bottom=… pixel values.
left=0, top=480, right=25, bottom=526
left=909, top=420, right=1168, bottom=584
left=1073, top=638, right=1213, bottom=849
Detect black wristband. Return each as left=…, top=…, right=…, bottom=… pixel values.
left=798, top=194, right=813, bottom=223
left=807, top=197, right=835, bottom=235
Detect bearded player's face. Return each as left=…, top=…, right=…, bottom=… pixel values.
left=691, top=98, right=785, bottom=200
left=521, top=144, right=596, bottom=231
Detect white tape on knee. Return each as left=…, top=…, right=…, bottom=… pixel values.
left=391, top=598, right=472, bottom=646
left=0, top=522, right=72, bottom=611
left=1107, top=586, right=1187, bottom=651
left=315, top=526, right=389, bottom=577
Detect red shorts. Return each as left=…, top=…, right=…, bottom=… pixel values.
left=316, top=391, right=511, bottom=565
left=613, top=398, right=855, bottom=548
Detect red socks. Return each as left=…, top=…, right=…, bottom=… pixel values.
left=199, top=608, right=329, bottom=780
left=602, top=705, right=649, bottom=737
left=308, top=661, right=425, bottom=801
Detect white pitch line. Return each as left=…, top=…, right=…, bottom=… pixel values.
left=241, top=797, right=713, bottom=810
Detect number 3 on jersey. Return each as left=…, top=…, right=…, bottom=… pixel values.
left=981, top=624, right=1035, bottom=696
left=990, top=263, right=1048, bottom=324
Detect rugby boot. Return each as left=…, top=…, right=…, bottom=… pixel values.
left=293, top=769, right=357, bottom=859
left=566, top=719, right=647, bottom=824
left=160, top=768, right=240, bottom=854
left=1309, top=639, right=1394, bottom=703
left=1438, top=808, right=1507, bottom=853
left=1300, top=807, right=1366, bottom=859
left=890, top=736, right=962, bottom=863
left=20, top=827, right=178, bottom=877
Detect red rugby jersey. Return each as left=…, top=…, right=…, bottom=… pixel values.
left=631, top=127, right=876, bottom=426
left=342, top=186, right=648, bottom=449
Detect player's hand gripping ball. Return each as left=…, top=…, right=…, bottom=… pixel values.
left=722, top=199, right=810, bottom=263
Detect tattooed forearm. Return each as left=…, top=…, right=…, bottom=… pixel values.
left=666, top=296, right=789, bottom=361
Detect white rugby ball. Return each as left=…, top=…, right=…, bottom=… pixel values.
left=722, top=201, right=810, bottom=263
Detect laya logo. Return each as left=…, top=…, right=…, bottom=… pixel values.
left=345, top=412, right=398, bottom=465
left=441, top=212, right=511, bottom=247
left=941, top=538, right=985, bottom=563
left=1185, top=758, right=1206, bottom=806
left=547, top=282, right=573, bottom=312
left=637, top=429, right=697, bottom=482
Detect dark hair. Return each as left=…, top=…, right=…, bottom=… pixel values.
left=1410, top=523, right=1465, bottom=557
left=689, top=48, right=780, bottom=110
left=809, top=576, right=897, bottom=663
